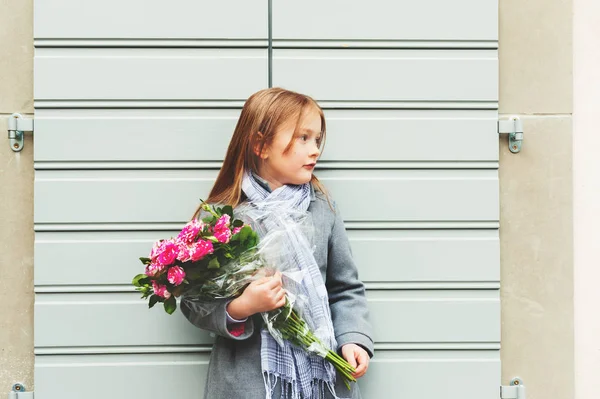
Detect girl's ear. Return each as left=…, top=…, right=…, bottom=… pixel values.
left=253, top=132, right=269, bottom=159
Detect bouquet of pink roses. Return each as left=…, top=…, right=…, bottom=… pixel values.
left=132, top=202, right=357, bottom=387
left=132, top=203, right=259, bottom=314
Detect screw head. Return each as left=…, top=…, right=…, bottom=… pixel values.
left=13, top=143, right=19, bottom=149
left=12, top=383, right=25, bottom=392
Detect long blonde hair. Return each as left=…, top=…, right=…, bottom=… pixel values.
left=192, top=87, right=329, bottom=219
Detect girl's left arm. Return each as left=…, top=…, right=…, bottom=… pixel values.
left=326, top=203, right=374, bottom=358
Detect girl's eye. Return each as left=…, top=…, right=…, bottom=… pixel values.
left=299, top=134, right=309, bottom=142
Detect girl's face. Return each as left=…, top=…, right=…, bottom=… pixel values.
left=257, top=107, right=322, bottom=190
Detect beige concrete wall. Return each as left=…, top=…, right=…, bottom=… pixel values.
left=0, top=0, right=574, bottom=397
left=499, top=1, right=574, bottom=399
left=573, top=0, right=600, bottom=398
left=0, top=0, right=34, bottom=393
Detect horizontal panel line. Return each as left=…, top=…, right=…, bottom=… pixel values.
left=374, top=342, right=500, bottom=350
left=35, top=342, right=500, bottom=356
left=272, top=40, right=498, bottom=49
left=318, top=101, right=498, bottom=110
left=35, top=282, right=500, bottom=294
left=35, top=345, right=213, bottom=355
left=35, top=39, right=268, bottom=48
left=346, top=221, right=499, bottom=229
left=34, top=221, right=500, bottom=232
left=34, top=100, right=498, bottom=110
left=366, top=282, right=499, bottom=290
left=34, top=100, right=247, bottom=109
left=34, top=161, right=500, bottom=170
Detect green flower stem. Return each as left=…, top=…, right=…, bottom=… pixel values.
left=282, top=313, right=354, bottom=372
left=268, top=300, right=358, bottom=387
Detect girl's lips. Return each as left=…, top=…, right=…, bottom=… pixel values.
left=303, top=163, right=316, bottom=169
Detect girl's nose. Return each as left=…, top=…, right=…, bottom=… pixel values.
left=311, top=143, right=321, bottom=157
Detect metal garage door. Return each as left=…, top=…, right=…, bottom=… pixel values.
left=33, top=1, right=500, bottom=397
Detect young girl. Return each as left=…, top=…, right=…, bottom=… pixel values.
left=181, top=87, right=373, bottom=399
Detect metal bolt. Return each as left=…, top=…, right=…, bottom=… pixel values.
left=13, top=143, right=19, bottom=149
left=12, top=383, right=25, bottom=392
left=512, top=145, right=518, bottom=150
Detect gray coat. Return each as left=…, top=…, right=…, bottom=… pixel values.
left=181, top=189, right=374, bottom=399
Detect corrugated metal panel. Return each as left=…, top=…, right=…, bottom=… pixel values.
left=273, top=0, right=497, bottom=41
left=34, top=109, right=499, bottom=162
left=273, top=49, right=498, bottom=102
left=34, top=0, right=267, bottom=39
left=34, top=291, right=499, bottom=347
left=34, top=229, right=500, bottom=287
left=33, top=1, right=500, bottom=398
left=35, top=351, right=499, bottom=399
left=34, top=49, right=268, bottom=101
left=34, top=169, right=498, bottom=223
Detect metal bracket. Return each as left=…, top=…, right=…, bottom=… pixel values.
left=500, top=378, right=526, bottom=399
left=7, top=113, right=34, bottom=152
left=498, top=116, right=524, bottom=153
left=7, top=383, right=34, bottom=399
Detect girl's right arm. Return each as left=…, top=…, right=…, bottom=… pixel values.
left=180, top=272, right=286, bottom=340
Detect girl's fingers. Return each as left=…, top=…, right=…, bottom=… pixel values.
left=276, top=295, right=287, bottom=308
left=254, top=276, right=272, bottom=285
left=274, top=288, right=286, bottom=301
left=342, top=347, right=358, bottom=368
left=264, top=273, right=283, bottom=289
left=353, top=351, right=369, bottom=378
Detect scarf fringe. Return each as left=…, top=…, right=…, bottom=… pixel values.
left=263, top=372, right=349, bottom=399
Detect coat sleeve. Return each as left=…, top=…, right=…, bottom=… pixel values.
left=180, top=297, right=255, bottom=340
left=326, top=202, right=375, bottom=358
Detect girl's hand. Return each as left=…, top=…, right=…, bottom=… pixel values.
left=341, top=344, right=370, bottom=379
left=226, top=271, right=286, bottom=319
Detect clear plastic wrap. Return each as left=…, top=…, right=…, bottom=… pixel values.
left=133, top=200, right=357, bottom=387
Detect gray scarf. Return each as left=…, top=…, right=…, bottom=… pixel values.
left=241, top=172, right=339, bottom=399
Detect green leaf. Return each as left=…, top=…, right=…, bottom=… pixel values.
left=202, top=216, right=215, bottom=224
left=140, top=286, right=151, bottom=298
left=149, top=295, right=159, bottom=309
left=139, top=257, right=152, bottom=265
left=164, top=296, right=177, bottom=314
left=238, top=225, right=252, bottom=242
left=232, top=219, right=244, bottom=228
left=207, top=258, right=220, bottom=269
left=246, top=233, right=258, bottom=249
left=132, top=274, right=148, bottom=287
left=222, top=205, right=233, bottom=217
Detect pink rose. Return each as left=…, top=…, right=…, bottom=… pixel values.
left=149, top=240, right=162, bottom=260
left=167, top=266, right=186, bottom=286
left=214, top=229, right=232, bottom=243
left=157, top=239, right=178, bottom=266
left=177, top=219, right=204, bottom=244
left=145, top=261, right=165, bottom=277
left=215, top=214, right=231, bottom=231
left=214, top=214, right=232, bottom=243
left=152, top=280, right=171, bottom=299
left=175, top=240, right=193, bottom=262
left=232, top=226, right=243, bottom=235
left=190, top=239, right=214, bottom=262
